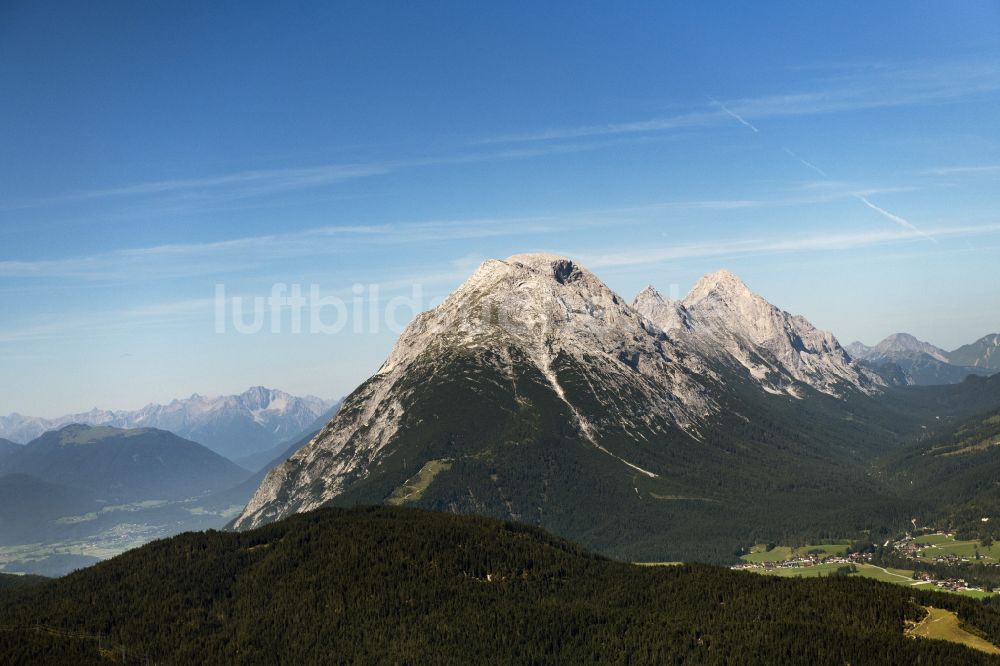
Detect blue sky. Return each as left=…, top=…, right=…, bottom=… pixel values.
left=2, top=1, right=1000, bottom=416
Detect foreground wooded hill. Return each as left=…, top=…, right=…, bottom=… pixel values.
left=2, top=506, right=1000, bottom=664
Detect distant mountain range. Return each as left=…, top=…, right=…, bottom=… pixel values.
left=847, top=332, right=998, bottom=385
left=0, top=386, right=334, bottom=460
left=232, top=400, right=342, bottom=472
left=0, top=405, right=337, bottom=574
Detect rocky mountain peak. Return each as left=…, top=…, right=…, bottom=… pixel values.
left=631, top=286, right=690, bottom=334
left=234, top=254, right=724, bottom=530
left=633, top=284, right=663, bottom=302
left=683, top=269, right=755, bottom=307
left=379, top=253, right=648, bottom=377
left=845, top=341, right=872, bottom=359
left=639, top=269, right=880, bottom=397
left=871, top=333, right=949, bottom=363
left=505, top=253, right=584, bottom=284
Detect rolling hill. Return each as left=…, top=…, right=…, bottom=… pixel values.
left=0, top=424, right=249, bottom=502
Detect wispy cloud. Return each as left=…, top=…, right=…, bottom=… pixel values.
left=2, top=135, right=677, bottom=213
left=0, top=186, right=921, bottom=282
left=0, top=298, right=217, bottom=344
left=922, top=164, right=1000, bottom=176
left=72, top=165, right=390, bottom=200
left=476, top=110, right=715, bottom=144
left=480, top=60, right=1000, bottom=145
left=8, top=222, right=1000, bottom=346
left=577, top=223, right=1000, bottom=269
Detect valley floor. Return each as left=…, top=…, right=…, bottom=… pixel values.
left=0, top=497, right=243, bottom=577
left=732, top=535, right=999, bottom=599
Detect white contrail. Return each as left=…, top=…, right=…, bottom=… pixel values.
left=712, top=93, right=935, bottom=242
left=709, top=97, right=760, bottom=133
left=853, top=194, right=915, bottom=229
left=853, top=194, right=936, bottom=242
left=783, top=147, right=829, bottom=178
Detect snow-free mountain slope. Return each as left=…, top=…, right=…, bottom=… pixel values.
left=949, top=333, right=1000, bottom=370
left=236, top=253, right=720, bottom=530
left=634, top=269, right=879, bottom=398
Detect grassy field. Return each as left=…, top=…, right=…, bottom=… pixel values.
left=750, top=563, right=995, bottom=598
left=913, top=533, right=954, bottom=546
left=907, top=607, right=1000, bottom=655
left=386, top=459, right=453, bottom=506
left=740, top=542, right=850, bottom=564
left=754, top=563, right=846, bottom=578
left=913, top=533, right=1000, bottom=564
left=754, top=563, right=912, bottom=583
left=954, top=589, right=997, bottom=600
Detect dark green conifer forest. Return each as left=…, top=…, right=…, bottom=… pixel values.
left=1, top=506, right=999, bottom=665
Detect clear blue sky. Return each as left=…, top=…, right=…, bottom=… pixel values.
left=2, top=1, right=1000, bottom=416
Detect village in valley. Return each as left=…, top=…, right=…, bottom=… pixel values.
left=734, top=526, right=1000, bottom=599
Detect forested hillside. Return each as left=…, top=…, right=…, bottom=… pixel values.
left=882, top=398, right=1000, bottom=539
left=1, top=506, right=999, bottom=664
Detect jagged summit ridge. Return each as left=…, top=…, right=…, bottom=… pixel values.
left=631, top=286, right=691, bottom=334
left=634, top=270, right=879, bottom=397
left=382, top=254, right=713, bottom=409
